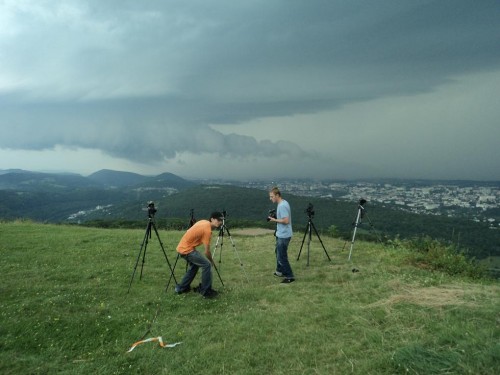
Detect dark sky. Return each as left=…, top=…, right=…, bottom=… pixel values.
left=1, top=0, right=499, bottom=180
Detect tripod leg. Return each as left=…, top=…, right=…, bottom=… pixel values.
left=296, top=223, right=309, bottom=261
left=306, top=220, right=312, bottom=267
left=219, top=233, right=224, bottom=266
left=341, top=239, right=349, bottom=252
left=211, top=261, right=225, bottom=287
left=150, top=221, right=178, bottom=286
left=165, top=253, right=180, bottom=291
left=128, top=222, right=151, bottom=293
left=311, top=221, right=331, bottom=261
left=212, top=227, right=224, bottom=265
left=365, top=214, right=383, bottom=243
left=224, top=227, right=249, bottom=282
left=139, top=236, right=149, bottom=280
left=348, top=209, right=362, bottom=261
left=343, top=211, right=360, bottom=252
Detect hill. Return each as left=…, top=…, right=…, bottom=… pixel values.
left=142, top=172, right=196, bottom=190
left=0, top=169, right=195, bottom=222
left=87, top=169, right=149, bottom=187
left=0, top=222, right=497, bottom=374
left=0, top=170, right=102, bottom=191
left=87, top=170, right=196, bottom=190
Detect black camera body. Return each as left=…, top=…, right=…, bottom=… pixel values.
left=147, top=201, right=157, bottom=217
left=267, top=209, right=277, bottom=221
left=358, top=199, right=367, bottom=218
left=305, top=203, right=315, bottom=218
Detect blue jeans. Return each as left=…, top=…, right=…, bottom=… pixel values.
left=176, top=250, right=213, bottom=295
left=275, top=237, right=294, bottom=279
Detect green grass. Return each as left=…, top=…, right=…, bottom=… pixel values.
left=1, top=221, right=498, bottom=374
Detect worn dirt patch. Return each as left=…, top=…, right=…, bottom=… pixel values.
left=229, top=228, right=275, bottom=236
left=366, top=283, right=499, bottom=310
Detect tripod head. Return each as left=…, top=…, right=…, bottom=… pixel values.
left=220, top=210, right=227, bottom=226
left=358, top=199, right=366, bottom=218
left=189, top=208, right=196, bottom=227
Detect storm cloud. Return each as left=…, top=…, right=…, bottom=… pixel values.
left=1, top=0, right=499, bottom=179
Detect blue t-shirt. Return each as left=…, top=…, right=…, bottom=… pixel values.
left=276, top=199, right=292, bottom=238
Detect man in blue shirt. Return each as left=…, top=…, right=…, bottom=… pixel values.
left=268, top=186, right=295, bottom=283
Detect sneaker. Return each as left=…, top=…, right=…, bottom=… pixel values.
left=202, top=288, right=218, bottom=299
left=273, top=271, right=284, bottom=277
left=175, top=286, right=191, bottom=294
left=281, top=278, right=295, bottom=284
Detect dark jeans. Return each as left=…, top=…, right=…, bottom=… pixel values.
left=275, top=237, right=294, bottom=279
left=176, top=250, right=213, bottom=295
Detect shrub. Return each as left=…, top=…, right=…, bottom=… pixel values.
left=326, top=224, right=340, bottom=238
left=404, top=236, right=487, bottom=279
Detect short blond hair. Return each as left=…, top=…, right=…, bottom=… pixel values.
left=270, top=186, right=281, bottom=197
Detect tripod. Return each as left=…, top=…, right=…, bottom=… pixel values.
left=344, top=199, right=379, bottom=261
left=128, top=205, right=177, bottom=293
left=189, top=209, right=196, bottom=228
left=184, top=209, right=197, bottom=272
left=212, top=213, right=249, bottom=282
left=297, top=213, right=331, bottom=266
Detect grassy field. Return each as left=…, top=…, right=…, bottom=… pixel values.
left=0, top=221, right=498, bottom=374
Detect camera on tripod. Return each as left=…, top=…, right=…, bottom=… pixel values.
left=305, top=203, right=315, bottom=218
left=358, top=199, right=367, bottom=218
left=147, top=201, right=157, bottom=217
left=267, top=209, right=277, bottom=221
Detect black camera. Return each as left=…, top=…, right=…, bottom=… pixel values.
left=147, top=201, right=157, bottom=217
left=305, top=203, right=315, bottom=218
left=267, top=209, right=277, bottom=221
left=358, top=199, right=366, bottom=218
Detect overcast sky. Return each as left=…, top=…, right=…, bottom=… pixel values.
left=0, top=0, right=499, bottom=181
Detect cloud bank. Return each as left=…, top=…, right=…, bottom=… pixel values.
left=1, top=0, right=499, bottom=179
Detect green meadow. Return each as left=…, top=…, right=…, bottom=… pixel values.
left=1, top=221, right=498, bottom=374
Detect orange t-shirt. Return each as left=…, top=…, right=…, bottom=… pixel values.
left=176, top=220, right=212, bottom=255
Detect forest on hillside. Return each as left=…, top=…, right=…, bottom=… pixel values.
left=1, top=180, right=498, bottom=260
left=74, top=185, right=499, bottom=261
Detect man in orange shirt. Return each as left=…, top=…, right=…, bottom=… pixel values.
left=175, top=212, right=223, bottom=298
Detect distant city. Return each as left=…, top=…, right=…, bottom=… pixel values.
left=196, top=178, right=499, bottom=228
